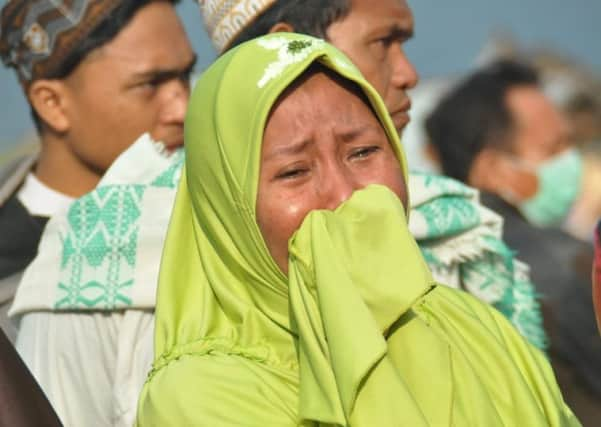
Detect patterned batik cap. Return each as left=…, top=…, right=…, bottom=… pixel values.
left=199, top=0, right=276, bottom=53
left=0, top=0, right=122, bottom=85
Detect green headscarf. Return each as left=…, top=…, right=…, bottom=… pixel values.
left=137, top=34, right=578, bottom=426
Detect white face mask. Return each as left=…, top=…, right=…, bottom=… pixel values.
left=516, top=149, right=584, bottom=228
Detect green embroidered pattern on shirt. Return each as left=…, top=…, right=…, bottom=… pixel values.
left=151, top=151, right=185, bottom=189
left=55, top=151, right=184, bottom=309
left=415, top=196, right=480, bottom=238
left=56, top=185, right=145, bottom=309
left=413, top=171, right=475, bottom=199
left=459, top=237, right=546, bottom=351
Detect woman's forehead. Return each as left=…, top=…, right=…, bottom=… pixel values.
left=279, top=64, right=373, bottom=110
left=263, top=71, right=387, bottom=152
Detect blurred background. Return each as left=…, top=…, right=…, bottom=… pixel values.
left=1, top=0, right=601, bottom=163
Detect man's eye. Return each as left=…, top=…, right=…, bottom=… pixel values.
left=370, top=38, right=392, bottom=60
left=182, top=69, right=193, bottom=82
left=138, top=80, right=160, bottom=92
left=377, top=36, right=394, bottom=47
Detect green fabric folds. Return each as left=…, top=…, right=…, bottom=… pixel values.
left=136, top=34, right=578, bottom=426
left=288, top=185, right=433, bottom=424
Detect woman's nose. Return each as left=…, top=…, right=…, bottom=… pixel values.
left=319, top=166, right=357, bottom=210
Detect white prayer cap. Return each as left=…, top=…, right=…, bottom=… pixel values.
left=199, top=0, right=277, bottom=53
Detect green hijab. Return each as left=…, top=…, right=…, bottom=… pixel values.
left=137, top=34, right=578, bottom=426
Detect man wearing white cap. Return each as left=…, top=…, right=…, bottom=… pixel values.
left=203, top=0, right=417, bottom=133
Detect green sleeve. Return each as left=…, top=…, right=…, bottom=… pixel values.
left=136, top=353, right=299, bottom=427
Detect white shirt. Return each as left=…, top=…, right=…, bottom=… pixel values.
left=13, top=136, right=173, bottom=427
left=17, top=173, right=74, bottom=217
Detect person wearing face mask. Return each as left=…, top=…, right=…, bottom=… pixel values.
left=506, top=149, right=583, bottom=228
left=136, top=33, right=578, bottom=427
left=426, top=59, right=601, bottom=412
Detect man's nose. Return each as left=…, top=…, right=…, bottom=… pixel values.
left=159, top=79, right=190, bottom=124
left=391, top=48, right=419, bottom=90
left=319, top=165, right=357, bottom=210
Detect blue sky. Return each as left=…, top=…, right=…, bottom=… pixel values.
left=1, top=0, right=600, bottom=152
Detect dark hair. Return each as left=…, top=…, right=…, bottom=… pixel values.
left=31, top=0, right=179, bottom=133
left=227, top=0, right=350, bottom=52
left=425, top=60, right=539, bottom=182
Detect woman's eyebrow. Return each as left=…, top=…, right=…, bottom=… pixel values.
left=265, top=124, right=384, bottom=160
left=265, top=139, right=313, bottom=161
left=339, top=124, right=384, bottom=143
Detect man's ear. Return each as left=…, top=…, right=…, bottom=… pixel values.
left=469, top=148, right=507, bottom=190
left=268, top=22, right=295, bottom=34
left=27, top=79, right=71, bottom=133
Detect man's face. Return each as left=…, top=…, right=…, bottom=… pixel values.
left=507, top=85, right=572, bottom=165
left=326, top=0, right=418, bottom=132
left=62, top=1, right=196, bottom=175
left=493, top=85, right=573, bottom=201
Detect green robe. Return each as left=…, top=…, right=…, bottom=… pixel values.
left=136, top=33, right=578, bottom=426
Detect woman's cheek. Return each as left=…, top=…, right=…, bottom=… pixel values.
left=259, top=190, right=308, bottom=247
left=279, top=197, right=311, bottom=241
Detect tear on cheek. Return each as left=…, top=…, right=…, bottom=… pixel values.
left=286, top=203, right=303, bottom=217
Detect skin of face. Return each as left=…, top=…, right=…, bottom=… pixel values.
left=56, top=2, right=196, bottom=179
left=506, top=86, right=572, bottom=164
left=502, top=85, right=573, bottom=200
left=470, top=85, right=573, bottom=201
left=325, top=0, right=418, bottom=132
left=256, top=70, right=408, bottom=273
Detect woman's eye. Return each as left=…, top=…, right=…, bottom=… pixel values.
left=350, top=146, right=380, bottom=160
left=275, top=168, right=308, bottom=180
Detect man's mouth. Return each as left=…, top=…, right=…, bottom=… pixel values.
left=162, top=137, right=184, bottom=151
left=390, top=99, right=412, bottom=130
